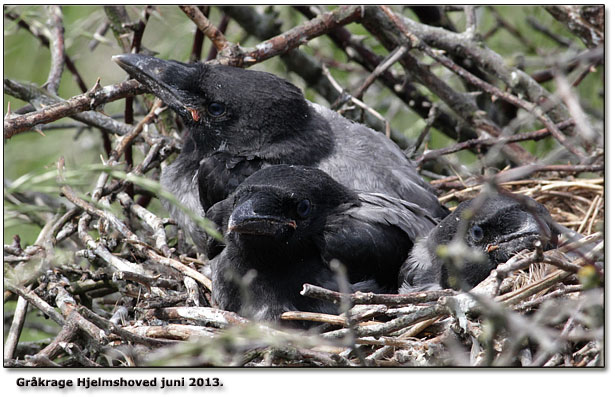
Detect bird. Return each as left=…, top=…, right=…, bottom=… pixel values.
left=399, top=192, right=559, bottom=293
left=112, top=54, right=449, bottom=252
left=205, top=164, right=438, bottom=323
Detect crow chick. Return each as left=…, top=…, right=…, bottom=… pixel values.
left=207, top=165, right=437, bottom=323
left=112, top=54, right=448, bottom=251
left=399, top=193, right=559, bottom=292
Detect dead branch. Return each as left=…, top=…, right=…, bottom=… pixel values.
left=417, top=119, right=575, bottom=165
left=301, top=283, right=457, bottom=305
left=238, top=6, right=364, bottom=67
left=180, top=5, right=230, bottom=53
left=44, top=6, right=65, bottom=95
left=4, top=8, right=88, bottom=92
left=3, top=296, right=29, bottom=360
left=376, top=6, right=587, bottom=161
left=545, top=6, right=604, bottom=48
left=4, top=79, right=143, bottom=139
left=141, top=306, right=249, bottom=328
left=4, top=78, right=137, bottom=136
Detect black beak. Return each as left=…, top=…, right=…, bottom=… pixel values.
left=112, top=53, right=196, bottom=120
left=488, top=211, right=557, bottom=259
left=228, top=199, right=297, bottom=238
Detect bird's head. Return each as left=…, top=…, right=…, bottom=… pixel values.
left=113, top=54, right=317, bottom=154
left=429, top=193, right=558, bottom=289
left=224, top=165, right=358, bottom=254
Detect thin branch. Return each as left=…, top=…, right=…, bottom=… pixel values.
left=4, top=297, right=29, bottom=360
left=351, top=45, right=407, bottom=100
left=88, top=21, right=110, bottom=51
left=418, top=119, right=576, bottom=165
left=409, top=104, right=439, bottom=159
left=4, top=9, right=88, bottom=92
left=27, top=315, right=79, bottom=365
left=4, top=79, right=143, bottom=139
left=180, top=5, right=230, bottom=53
left=206, top=14, right=231, bottom=61
left=44, top=5, right=65, bottom=95
left=117, top=191, right=171, bottom=257
left=112, top=99, right=162, bottom=161
left=322, top=65, right=391, bottom=137
left=280, top=311, right=347, bottom=326
left=77, top=306, right=177, bottom=348
left=377, top=5, right=587, bottom=161
left=487, top=6, right=536, bottom=52
left=239, top=5, right=364, bottom=67
left=189, top=6, right=208, bottom=62
left=4, top=282, right=66, bottom=326
left=527, top=15, right=579, bottom=49
left=142, top=306, right=248, bottom=328
left=4, top=78, right=138, bottom=137
left=321, top=304, right=448, bottom=339
left=301, top=283, right=457, bottom=305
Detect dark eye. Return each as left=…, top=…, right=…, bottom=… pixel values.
left=470, top=225, right=484, bottom=242
left=296, top=199, right=311, bottom=218
left=207, top=102, right=226, bottom=117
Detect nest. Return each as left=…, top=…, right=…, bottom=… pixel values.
left=4, top=159, right=604, bottom=367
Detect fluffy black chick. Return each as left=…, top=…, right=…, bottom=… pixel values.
left=206, top=165, right=437, bottom=323
left=399, top=193, right=559, bottom=292
left=112, top=54, right=448, bottom=252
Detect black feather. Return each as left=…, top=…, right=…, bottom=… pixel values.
left=209, top=165, right=436, bottom=325
left=113, top=54, right=448, bottom=255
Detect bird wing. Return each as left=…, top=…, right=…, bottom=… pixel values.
left=323, top=192, right=438, bottom=291
left=311, top=102, right=449, bottom=220
left=353, top=192, right=439, bottom=239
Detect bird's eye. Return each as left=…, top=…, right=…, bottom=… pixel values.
left=207, top=102, right=226, bottom=117
left=296, top=199, right=311, bottom=218
left=470, top=225, right=484, bottom=242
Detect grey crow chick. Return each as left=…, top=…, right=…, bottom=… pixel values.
left=112, top=54, right=448, bottom=252
left=399, top=193, right=559, bottom=292
left=206, top=165, right=437, bottom=324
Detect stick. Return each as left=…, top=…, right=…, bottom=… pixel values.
left=180, top=5, right=229, bottom=53
left=4, top=80, right=143, bottom=139
left=301, top=283, right=457, bottom=305
left=44, top=5, right=65, bottom=94
left=4, top=297, right=29, bottom=360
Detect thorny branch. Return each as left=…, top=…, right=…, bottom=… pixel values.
left=4, top=79, right=144, bottom=139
